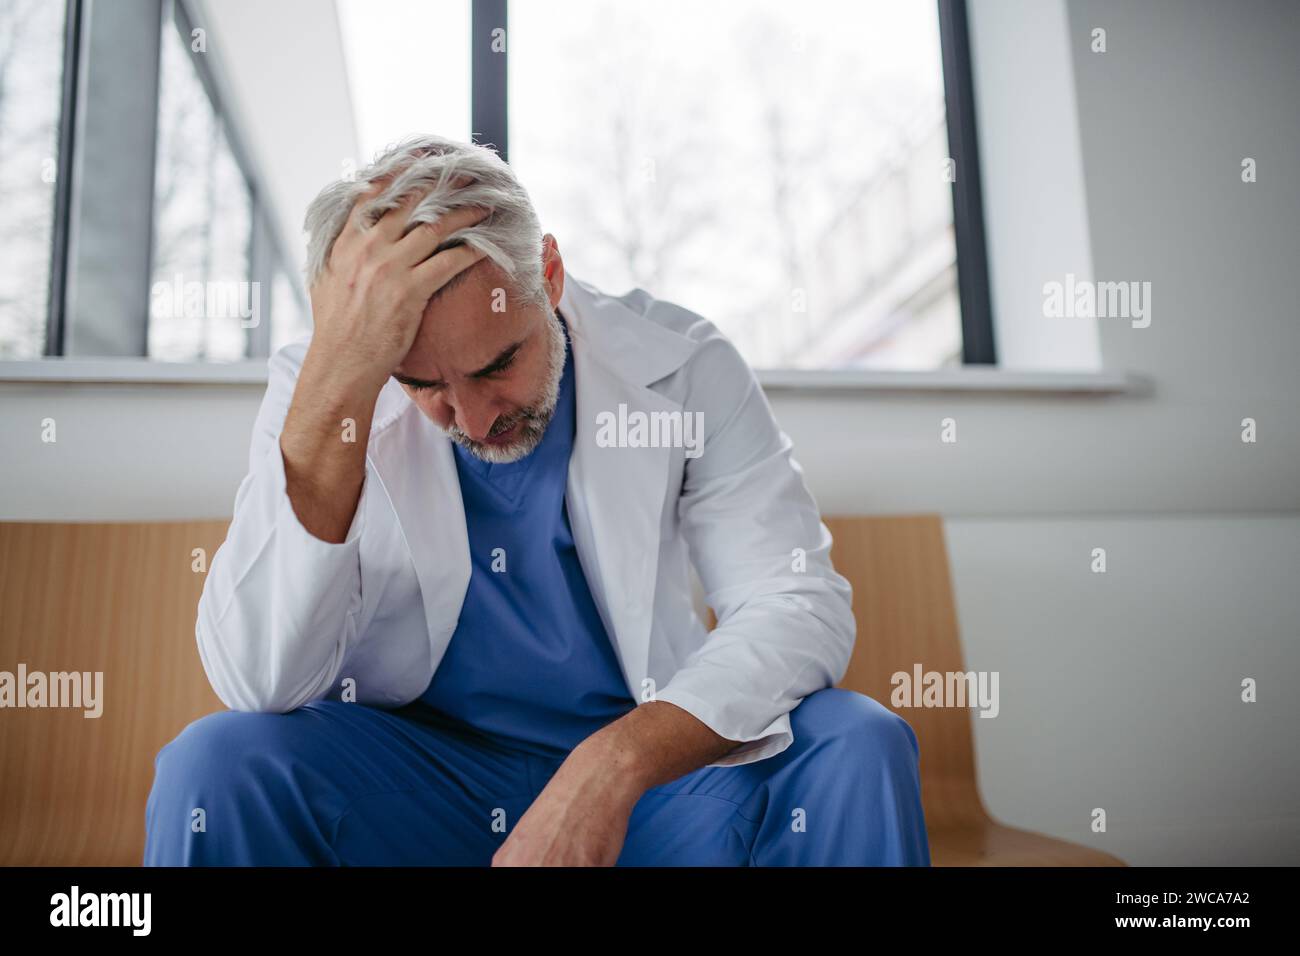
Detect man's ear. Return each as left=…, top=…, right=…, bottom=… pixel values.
left=541, top=234, right=565, bottom=307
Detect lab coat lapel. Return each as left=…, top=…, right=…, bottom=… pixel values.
left=561, top=277, right=694, bottom=699
left=366, top=383, right=471, bottom=676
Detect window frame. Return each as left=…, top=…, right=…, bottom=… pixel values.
left=44, top=0, right=83, bottom=357
left=937, top=0, right=996, bottom=365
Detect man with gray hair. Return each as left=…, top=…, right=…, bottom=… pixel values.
left=144, top=134, right=930, bottom=867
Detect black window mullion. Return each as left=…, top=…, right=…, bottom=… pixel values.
left=938, top=0, right=997, bottom=365
left=44, top=0, right=84, bottom=357
left=471, top=0, right=509, bottom=161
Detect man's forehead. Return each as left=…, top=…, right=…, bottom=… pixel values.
left=396, top=262, right=532, bottom=378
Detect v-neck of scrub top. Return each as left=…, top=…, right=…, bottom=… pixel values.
left=450, top=411, right=538, bottom=508
left=417, top=313, right=637, bottom=759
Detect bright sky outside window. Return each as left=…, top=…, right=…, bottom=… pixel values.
left=508, top=0, right=962, bottom=370
left=0, top=0, right=66, bottom=359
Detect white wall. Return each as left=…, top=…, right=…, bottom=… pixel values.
left=0, top=0, right=1296, bottom=865
left=947, top=513, right=1300, bottom=865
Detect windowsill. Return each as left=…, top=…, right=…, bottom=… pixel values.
left=0, top=358, right=1143, bottom=394
left=756, top=366, right=1141, bottom=394
left=0, top=358, right=271, bottom=385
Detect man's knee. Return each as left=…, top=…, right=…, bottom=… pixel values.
left=151, top=700, right=342, bottom=799
left=792, top=687, right=921, bottom=771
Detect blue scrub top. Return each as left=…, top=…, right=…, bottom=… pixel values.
left=418, top=313, right=637, bottom=757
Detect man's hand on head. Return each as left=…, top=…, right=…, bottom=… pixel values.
left=307, top=181, right=491, bottom=392
left=278, top=185, right=488, bottom=545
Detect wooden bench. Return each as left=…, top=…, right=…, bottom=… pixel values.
left=0, top=516, right=1123, bottom=865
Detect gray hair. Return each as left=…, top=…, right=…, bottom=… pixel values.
left=302, top=134, right=548, bottom=309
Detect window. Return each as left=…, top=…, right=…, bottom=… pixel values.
left=508, top=0, right=967, bottom=370
left=503, top=0, right=993, bottom=371
left=0, top=0, right=992, bottom=375
left=339, top=0, right=995, bottom=374
left=337, top=0, right=471, bottom=161
left=0, top=0, right=305, bottom=364
left=270, top=262, right=311, bottom=355
left=149, top=7, right=254, bottom=361
left=0, top=0, right=68, bottom=359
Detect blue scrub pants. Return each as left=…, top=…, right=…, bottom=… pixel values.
left=143, top=687, right=930, bottom=866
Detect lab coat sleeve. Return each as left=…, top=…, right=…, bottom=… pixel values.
left=195, top=342, right=368, bottom=713
left=652, top=332, right=856, bottom=768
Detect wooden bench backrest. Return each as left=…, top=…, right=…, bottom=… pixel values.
left=0, top=513, right=985, bottom=863
left=0, top=521, right=227, bottom=865
left=824, top=515, right=988, bottom=827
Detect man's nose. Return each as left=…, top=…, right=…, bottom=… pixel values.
left=450, top=393, right=501, bottom=442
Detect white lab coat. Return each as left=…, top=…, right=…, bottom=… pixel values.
left=196, top=273, right=855, bottom=768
